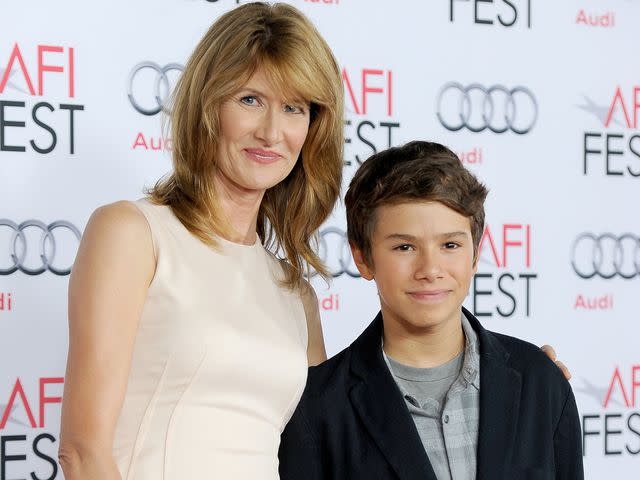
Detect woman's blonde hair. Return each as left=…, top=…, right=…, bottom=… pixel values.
left=149, top=2, right=344, bottom=289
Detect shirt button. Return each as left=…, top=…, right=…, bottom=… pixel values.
left=444, top=415, right=450, bottom=424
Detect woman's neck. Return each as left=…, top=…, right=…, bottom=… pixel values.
left=213, top=174, right=265, bottom=245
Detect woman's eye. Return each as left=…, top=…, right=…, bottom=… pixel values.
left=240, top=95, right=258, bottom=106
left=284, top=104, right=305, bottom=114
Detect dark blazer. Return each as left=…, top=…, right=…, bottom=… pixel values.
left=279, top=308, right=583, bottom=480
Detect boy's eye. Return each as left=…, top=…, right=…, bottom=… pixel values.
left=443, top=242, right=460, bottom=249
left=393, top=244, right=414, bottom=251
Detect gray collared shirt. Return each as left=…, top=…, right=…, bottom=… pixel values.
left=383, top=314, right=480, bottom=480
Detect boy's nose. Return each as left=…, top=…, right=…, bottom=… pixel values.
left=414, top=250, right=442, bottom=281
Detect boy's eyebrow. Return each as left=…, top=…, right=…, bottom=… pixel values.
left=383, top=233, right=418, bottom=242
left=438, top=231, right=469, bottom=239
left=383, top=232, right=469, bottom=241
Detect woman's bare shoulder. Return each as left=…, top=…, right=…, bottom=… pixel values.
left=74, top=200, right=156, bottom=280
left=88, top=200, right=148, bottom=231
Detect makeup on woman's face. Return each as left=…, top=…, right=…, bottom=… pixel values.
left=215, top=68, right=311, bottom=195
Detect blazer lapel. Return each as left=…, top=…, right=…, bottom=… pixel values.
left=348, top=313, right=437, bottom=480
left=465, top=311, right=522, bottom=480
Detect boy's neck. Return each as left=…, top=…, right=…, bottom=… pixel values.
left=382, top=314, right=465, bottom=369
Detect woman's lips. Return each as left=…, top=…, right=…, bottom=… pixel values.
left=244, top=148, right=282, bottom=164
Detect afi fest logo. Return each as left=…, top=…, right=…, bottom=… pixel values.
left=577, top=365, right=640, bottom=457
left=342, top=66, right=399, bottom=168
left=0, top=43, right=84, bottom=155
left=580, top=85, right=640, bottom=178
left=0, top=377, right=64, bottom=479
left=448, top=0, right=532, bottom=28
left=128, top=61, right=182, bottom=152
left=467, top=223, right=537, bottom=318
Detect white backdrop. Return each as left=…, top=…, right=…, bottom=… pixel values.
left=1, top=1, right=638, bottom=478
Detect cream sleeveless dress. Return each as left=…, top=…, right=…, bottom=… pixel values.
left=112, top=199, right=309, bottom=479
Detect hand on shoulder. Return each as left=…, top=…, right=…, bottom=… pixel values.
left=540, top=344, right=571, bottom=380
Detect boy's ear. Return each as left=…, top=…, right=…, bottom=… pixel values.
left=350, top=244, right=375, bottom=280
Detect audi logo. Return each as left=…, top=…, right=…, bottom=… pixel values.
left=571, top=233, right=640, bottom=280
left=310, top=227, right=361, bottom=278
left=436, top=82, right=538, bottom=134
left=0, top=220, right=81, bottom=276
left=127, top=61, right=184, bottom=116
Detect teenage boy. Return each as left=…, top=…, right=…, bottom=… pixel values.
left=279, top=141, right=583, bottom=479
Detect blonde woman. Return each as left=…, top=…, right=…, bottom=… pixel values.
left=59, top=3, right=343, bottom=479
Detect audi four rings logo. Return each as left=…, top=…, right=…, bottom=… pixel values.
left=128, top=61, right=184, bottom=116
left=0, top=220, right=81, bottom=276
left=315, top=227, right=360, bottom=278
left=436, top=82, right=538, bottom=134
left=571, top=233, right=640, bottom=279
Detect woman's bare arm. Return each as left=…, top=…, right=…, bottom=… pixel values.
left=59, top=201, right=155, bottom=480
left=301, top=282, right=327, bottom=367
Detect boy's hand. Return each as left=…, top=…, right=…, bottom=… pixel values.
left=541, top=345, right=571, bottom=380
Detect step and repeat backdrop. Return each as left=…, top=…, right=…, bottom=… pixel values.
left=0, top=0, right=638, bottom=478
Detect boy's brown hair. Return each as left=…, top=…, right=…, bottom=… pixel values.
left=345, top=141, right=488, bottom=265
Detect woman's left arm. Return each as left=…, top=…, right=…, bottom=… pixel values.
left=300, top=282, right=327, bottom=366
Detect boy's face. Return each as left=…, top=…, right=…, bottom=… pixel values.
left=352, top=201, right=477, bottom=334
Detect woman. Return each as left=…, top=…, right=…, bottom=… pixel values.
left=59, top=3, right=343, bottom=479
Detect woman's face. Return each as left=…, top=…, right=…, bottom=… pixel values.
left=215, top=68, right=311, bottom=196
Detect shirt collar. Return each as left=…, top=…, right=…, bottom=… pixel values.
left=381, top=312, right=481, bottom=390
left=459, top=312, right=481, bottom=389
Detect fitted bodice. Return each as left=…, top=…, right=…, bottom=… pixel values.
left=112, top=199, right=308, bottom=479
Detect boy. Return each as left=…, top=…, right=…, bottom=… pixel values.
left=279, top=141, right=583, bottom=479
